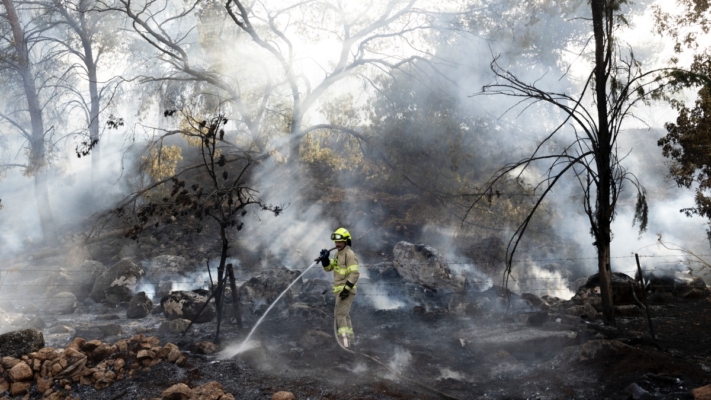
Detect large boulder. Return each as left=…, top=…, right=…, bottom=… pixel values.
left=46, top=261, right=105, bottom=300
left=572, top=272, right=641, bottom=307
left=161, top=291, right=215, bottom=323
left=392, top=242, right=465, bottom=292
left=239, top=267, right=302, bottom=305
left=0, top=329, right=44, bottom=358
left=142, top=255, right=198, bottom=297
left=90, top=259, right=145, bottom=305
left=43, top=292, right=77, bottom=315
left=127, top=292, right=154, bottom=319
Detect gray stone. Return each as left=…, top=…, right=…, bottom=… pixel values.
left=20, top=304, right=39, bottom=315
left=240, top=267, right=302, bottom=305
left=22, top=316, right=45, bottom=330
left=49, top=325, right=72, bottom=334
left=159, top=319, right=190, bottom=334
left=161, top=291, right=215, bottom=323
left=0, top=329, right=44, bottom=358
left=90, top=259, right=145, bottom=305
left=127, top=292, right=153, bottom=319
left=45, top=261, right=105, bottom=300
left=43, top=292, right=77, bottom=315
left=392, top=242, right=464, bottom=291
left=521, top=293, right=550, bottom=311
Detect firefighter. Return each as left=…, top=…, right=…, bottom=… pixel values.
left=316, top=228, right=360, bottom=348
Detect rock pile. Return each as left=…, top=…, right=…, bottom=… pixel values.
left=0, top=334, right=189, bottom=398
left=158, top=381, right=235, bottom=400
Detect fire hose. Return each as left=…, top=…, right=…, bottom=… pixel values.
left=332, top=320, right=461, bottom=400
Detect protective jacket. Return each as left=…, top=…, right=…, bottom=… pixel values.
left=323, top=246, right=359, bottom=294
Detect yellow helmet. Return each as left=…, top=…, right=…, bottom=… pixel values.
left=331, top=228, right=351, bottom=242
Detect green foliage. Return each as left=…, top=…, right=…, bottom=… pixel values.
left=658, top=86, right=711, bottom=226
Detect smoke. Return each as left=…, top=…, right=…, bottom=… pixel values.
left=386, top=347, right=412, bottom=379
left=360, top=281, right=407, bottom=310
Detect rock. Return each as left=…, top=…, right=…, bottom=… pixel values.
left=22, top=316, right=46, bottom=330
left=193, top=381, right=231, bottom=399
left=625, top=383, right=654, bottom=400
left=90, top=258, right=145, bottom=305
left=191, top=341, right=218, bottom=354
left=464, top=236, right=506, bottom=278
left=161, top=291, right=215, bottom=323
left=162, top=383, right=193, bottom=400
left=240, top=267, right=303, bottom=305
left=692, top=384, right=711, bottom=400
left=43, top=292, right=78, bottom=315
left=10, top=381, right=31, bottom=396
left=564, top=303, right=599, bottom=319
left=63, top=244, right=92, bottom=269
left=20, top=304, right=39, bottom=314
left=159, top=319, right=191, bottom=334
left=0, top=329, right=44, bottom=358
left=49, top=325, right=72, bottom=334
left=143, top=255, right=196, bottom=293
left=392, top=242, right=464, bottom=291
left=365, top=262, right=401, bottom=280
left=527, top=312, right=549, bottom=325
left=127, top=292, right=154, bottom=319
left=8, top=361, right=32, bottom=381
left=575, top=272, right=642, bottom=306
left=46, top=261, right=105, bottom=300
left=1, top=356, right=20, bottom=369
left=75, top=324, right=122, bottom=340
left=521, top=293, right=550, bottom=311
left=272, top=391, right=296, bottom=400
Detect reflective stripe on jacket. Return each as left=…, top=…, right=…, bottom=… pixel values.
left=323, top=246, right=359, bottom=294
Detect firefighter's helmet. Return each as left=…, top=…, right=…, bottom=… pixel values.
left=331, top=228, right=352, bottom=246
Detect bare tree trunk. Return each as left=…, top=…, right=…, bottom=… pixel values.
left=591, top=0, right=616, bottom=326
left=85, top=42, right=100, bottom=185
left=4, top=0, right=58, bottom=246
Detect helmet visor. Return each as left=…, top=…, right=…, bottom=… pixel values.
left=331, top=233, right=347, bottom=241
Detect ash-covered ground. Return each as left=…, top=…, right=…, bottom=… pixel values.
left=1, top=231, right=711, bottom=400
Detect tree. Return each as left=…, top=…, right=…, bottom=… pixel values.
left=655, top=0, right=711, bottom=242
left=473, top=0, right=671, bottom=326
left=0, top=0, right=59, bottom=245
left=114, top=108, right=282, bottom=330
left=43, top=0, right=123, bottom=184
left=111, top=0, right=448, bottom=165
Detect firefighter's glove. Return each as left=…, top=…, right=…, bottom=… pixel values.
left=317, top=249, right=330, bottom=266
left=340, top=281, right=354, bottom=300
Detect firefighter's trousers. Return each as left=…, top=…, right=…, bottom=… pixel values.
left=335, top=291, right=355, bottom=345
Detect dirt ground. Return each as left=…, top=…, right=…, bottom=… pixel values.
left=32, top=292, right=709, bottom=400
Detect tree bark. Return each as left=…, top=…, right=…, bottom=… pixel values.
left=591, top=0, right=616, bottom=326
left=3, top=0, right=58, bottom=246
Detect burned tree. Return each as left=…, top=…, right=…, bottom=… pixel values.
left=472, top=0, right=673, bottom=326
left=0, top=0, right=59, bottom=245
left=115, top=111, right=282, bottom=333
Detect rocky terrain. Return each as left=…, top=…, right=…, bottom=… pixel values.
left=1, top=229, right=711, bottom=400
